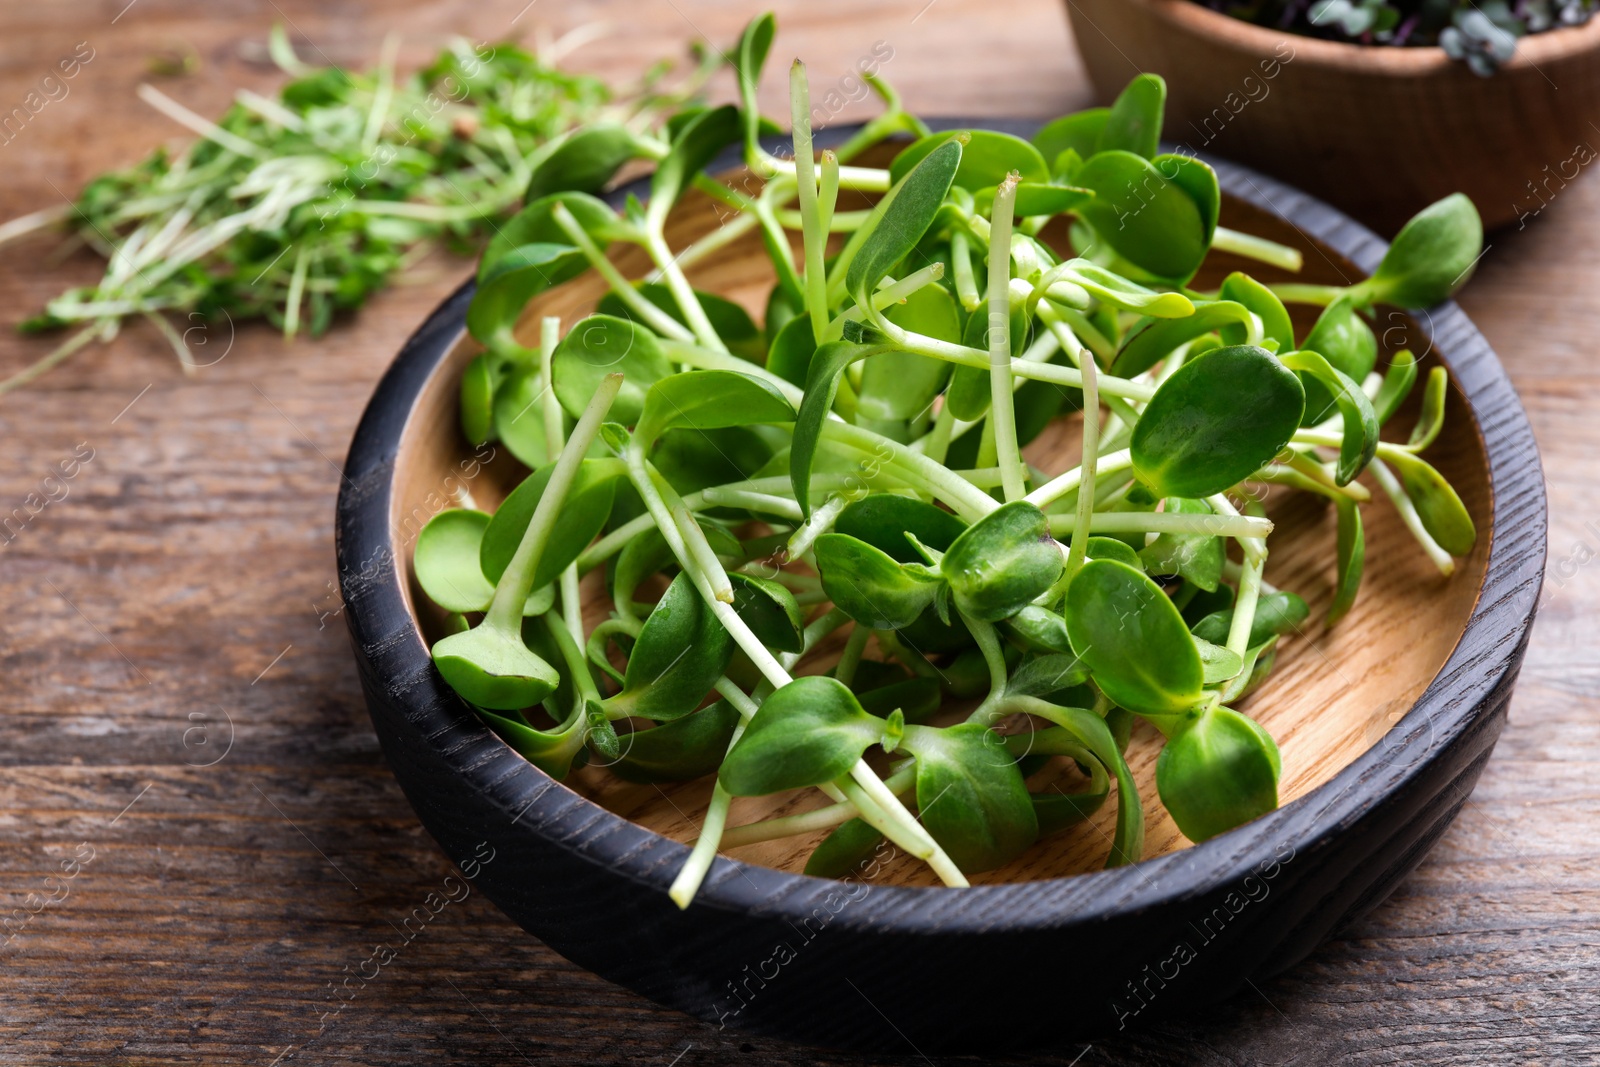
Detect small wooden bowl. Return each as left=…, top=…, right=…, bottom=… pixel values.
left=336, top=127, right=1545, bottom=1053
left=1064, top=0, right=1600, bottom=234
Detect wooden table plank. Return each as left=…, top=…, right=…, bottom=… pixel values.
left=0, top=1, right=1592, bottom=1063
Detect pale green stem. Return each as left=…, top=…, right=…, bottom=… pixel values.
left=674, top=503, right=734, bottom=603
left=788, top=492, right=848, bottom=562
left=1270, top=282, right=1345, bottom=307
left=859, top=310, right=1155, bottom=402
left=1064, top=326, right=1101, bottom=581
left=551, top=204, right=692, bottom=342
left=789, top=62, right=830, bottom=344
left=827, top=263, right=945, bottom=339
left=835, top=625, right=871, bottom=688
left=1280, top=448, right=1371, bottom=502
left=1210, top=226, right=1303, bottom=272
left=720, top=764, right=917, bottom=849
left=669, top=723, right=744, bottom=909
left=540, top=317, right=585, bottom=643
left=644, top=229, right=726, bottom=352
left=484, top=375, right=621, bottom=632
left=1048, top=511, right=1273, bottom=539
left=1227, top=550, right=1265, bottom=660
left=817, top=150, right=840, bottom=236
left=697, top=487, right=805, bottom=519
left=1370, top=457, right=1456, bottom=575
left=987, top=176, right=1026, bottom=502
left=1206, top=493, right=1267, bottom=566
left=822, top=420, right=996, bottom=519
left=1026, top=448, right=1133, bottom=509
left=761, top=157, right=888, bottom=191
left=923, top=404, right=956, bottom=467
left=964, top=616, right=1012, bottom=728
left=951, top=227, right=980, bottom=311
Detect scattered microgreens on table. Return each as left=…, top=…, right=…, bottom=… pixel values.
left=0, top=25, right=717, bottom=395
left=413, top=12, right=1482, bottom=907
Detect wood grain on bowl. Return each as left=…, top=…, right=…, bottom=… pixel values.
left=1065, top=0, right=1600, bottom=234
left=337, top=126, right=1544, bottom=1052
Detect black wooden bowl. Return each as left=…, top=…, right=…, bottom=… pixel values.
left=335, top=123, right=1546, bottom=1054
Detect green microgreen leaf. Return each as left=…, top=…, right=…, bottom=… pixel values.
left=901, top=722, right=1039, bottom=873
left=1191, top=591, right=1310, bottom=648
left=1373, top=349, right=1420, bottom=424
left=940, top=502, right=1064, bottom=623
left=1280, top=349, right=1379, bottom=484
left=719, top=676, right=886, bottom=795
left=1355, top=193, right=1483, bottom=308
left=1006, top=652, right=1091, bottom=698
left=1156, top=705, right=1280, bottom=842
left=1032, top=109, right=1108, bottom=174
left=889, top=129, right=1047, bottom=190
left=1137, top=498, right=1224, bottom=592
left=1131, top=345, right=1305, bottom=498
left=1072, top=151, right=1209, bottom=284
left=607, top=573, right=734, bottom=721
left=728, top=572, right=806, bottom=654
left=1387, top=450, right=1478, bottom=557
left=1328, top=498, right=1365, bottom=626
left=846, top=139, right=962, bottom=297
left=734, top=13, right=777, bottom=165
left=1022, top=701, right=1144, bottom=865
left=648, top=104, right=742, bottom=230
left=490, top=365, right=552, bottom=469
left=1065, top=558, right=1204, bottom=715
left=1218, top=271, right=1295, bottom=352
left=815, top=532, right=943, bottom=630
left=946, top=296, right=1030, bottom=422
left=634, top=369, right=795, bottom=445
left=1298, top=296, right=1378, bottom=425
left=524, top=124, right=646, bottom=204
left=609, top=700, right=741, bottom=784
left=856, top=285, right=960, bottom=421
left=1407, top=366, right=1448, bottom=452
left=789, top=340, right=877, bottom=516
left=1193, top=635, right=1244, bottom=684
left=855, top=677, right=943, bottom=724
left=598, top=284, right=765, bottom=361
left=999, top=605, right=1075, bottom=655
left=415, top=508, right=553, bottom=616
left=551, top=314, right=673, bottom=425
left=1112, top=299, right=1259, bottom=378
left=804, top=817, right=888, bottom=878
left=1065, top=262, right=1195, bottom=318
left=834, top=493, right=968, bottom=564
left=1013, top=182, right=1092, bottom=218
left=480, top=457, right=621, bottom=590
left=1097, top=73, right=1166, bottom=159
left=459, top=354, right=497, bottom=447
left=482, top=193, right=628, bottom=278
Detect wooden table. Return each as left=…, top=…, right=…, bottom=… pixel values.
left=0, top=1, right=1589, bottom=1063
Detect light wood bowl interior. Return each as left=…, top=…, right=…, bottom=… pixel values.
left=389, top=150, right=1491, bottom=887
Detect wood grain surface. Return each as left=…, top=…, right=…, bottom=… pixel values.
left=0, top=1, right=1588, bottom=1064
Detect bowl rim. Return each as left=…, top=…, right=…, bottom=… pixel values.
left=1092, top=0, right=1600, bottom=74
left=337, top=120, right=1546, bottom=933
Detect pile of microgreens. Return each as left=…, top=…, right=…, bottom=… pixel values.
left=413, top=13, right=1481, bottom=906
left=0, top=25, right=716, bottom=395
left=1197, top=0, right=1596, bottom=74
